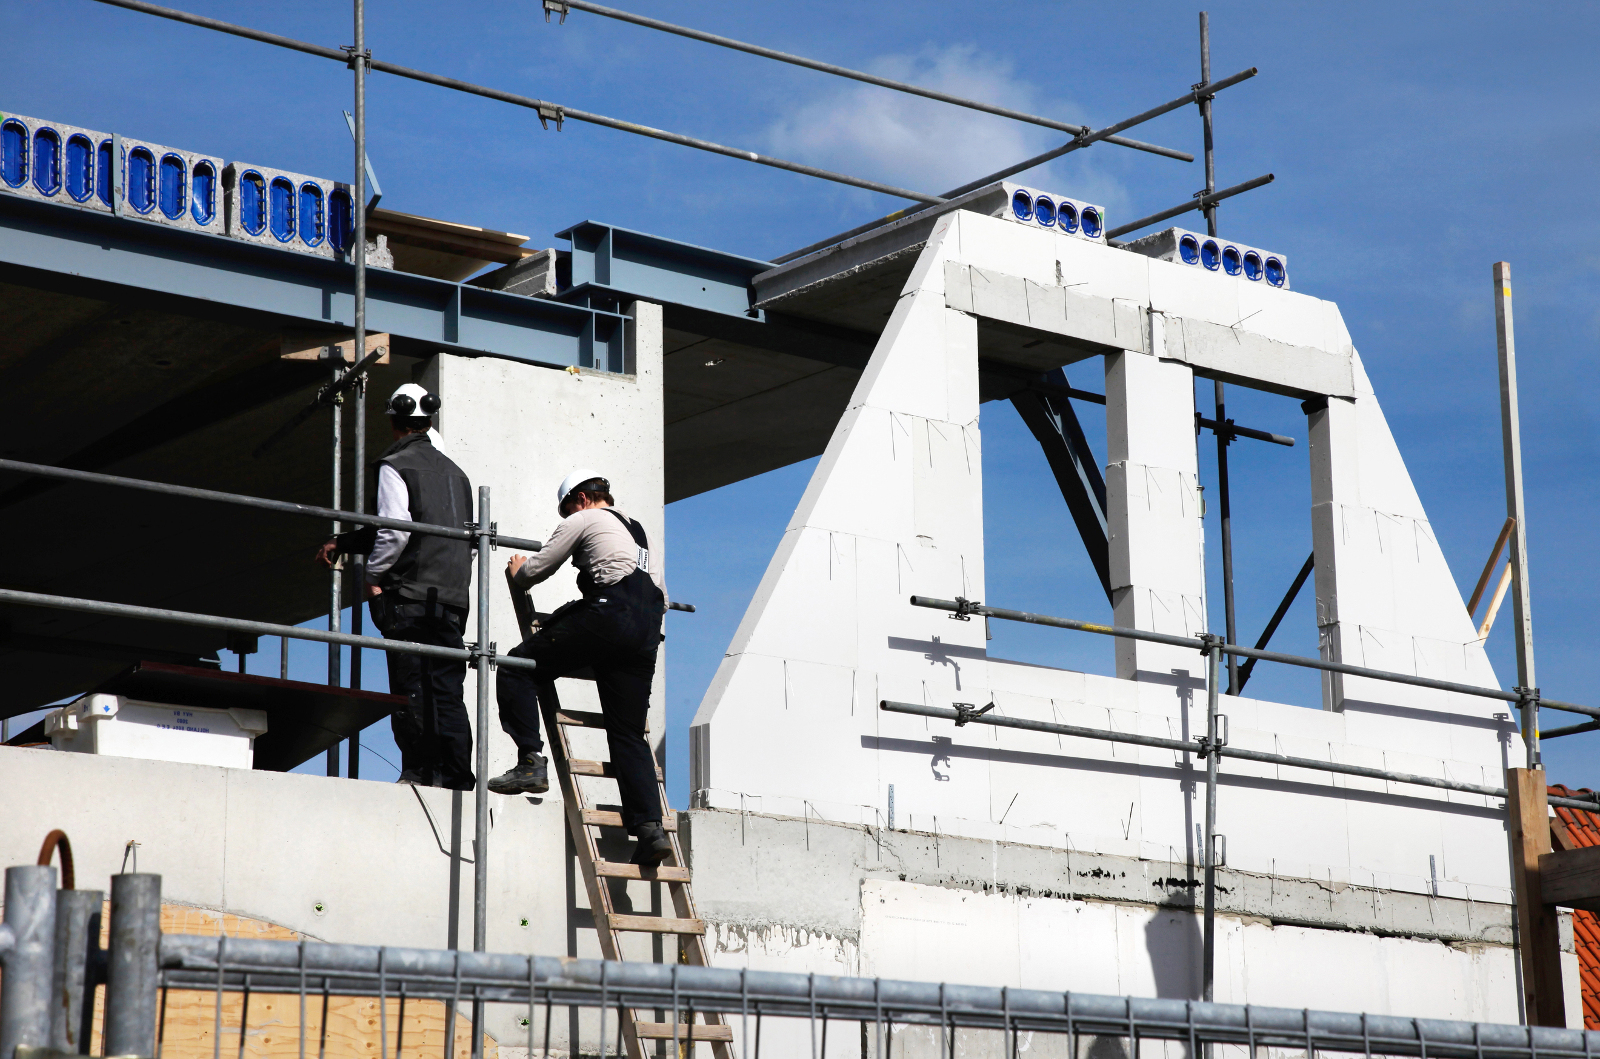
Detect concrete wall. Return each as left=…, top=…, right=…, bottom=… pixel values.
left=686, top=211, right=1545, bottom=1027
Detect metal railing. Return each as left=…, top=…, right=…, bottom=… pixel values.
left=4, top=865, right=1599, bottom=1059
left=901, top=594, right=1600, bottom=1007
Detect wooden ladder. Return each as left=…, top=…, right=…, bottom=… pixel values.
left=509, top=573, right=733, bottom=1059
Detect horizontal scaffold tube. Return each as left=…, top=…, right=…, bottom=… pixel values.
left=153, top=933, right=1600, bottom=1059
left=908, top=595, right=1598, bottom=721
left=0, top=588, right=537, bottom=672
left=0, top=458, right=542, bottom=551
left=89, top=0, right=944, bottom=205
left=877, top=701, right=1600, bottom=812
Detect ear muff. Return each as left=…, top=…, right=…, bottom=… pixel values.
left=388, top=392, right=417, bottom=417
left=419, top=393, right=441, bottom=415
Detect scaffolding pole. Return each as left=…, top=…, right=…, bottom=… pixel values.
left=906, top=596, right=1599, bottom=721
left=346, top=0, right=369, bottom=780
left=1494, top=262, right=1538, bottom=769
left=327, top=346, right=344, bottom=777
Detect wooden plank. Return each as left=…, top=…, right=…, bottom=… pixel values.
left=1507, top=768, right=1566, bottom=1025
left=595, top=860, right=690, bottom=882
left=557, top=709, right=608, bottom=728
left=607, top=914, right=705, bottom=935
left=632, top=1024, right=734, bottom=1042
left=570, top=758, right=665, bottom=781
left=1541, top=846, right=1600, bottom=911
left=582, top=809, right=676, bottom=832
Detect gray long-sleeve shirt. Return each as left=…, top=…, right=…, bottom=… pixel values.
left=512, top=507, right=664, bottom=596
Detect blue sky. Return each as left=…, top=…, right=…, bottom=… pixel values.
left=6, top=1, right=1598, bottom=799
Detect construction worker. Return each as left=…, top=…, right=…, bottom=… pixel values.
left=318, top=383, right=476, bottom=790
left=489, top=470, right=671, bottom=866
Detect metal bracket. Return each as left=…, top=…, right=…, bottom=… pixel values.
left=467, top=641, right=497, bottom=671
left=537, top=103, right=565, bottom=131
left=543, top=0, right=570, bottom=23
left=951, top=702, right=996, bottom=727
left=341, top=45, right=373, bottom=71
left=1198, top=631, right=1224, bottom=655
left=1515, top=686, right=1542, bottom=709
left=465, top=521, right=499, bottom=549
left=951, top=596, right=982, bottom=622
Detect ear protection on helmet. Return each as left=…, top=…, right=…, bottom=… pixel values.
left=387, top=383, right=441, bottom=418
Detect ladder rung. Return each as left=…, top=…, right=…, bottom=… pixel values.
left=582, top=809, right=676, bottom=831
left=570, top=759, right=665, bottom=781
left=595, top=860, right=690, bottom=882
left=556, top=709, right=607, bottom=728
left=608, top=914, right=704, bottom=935
left=632, top=1024, right=733, bottom=1042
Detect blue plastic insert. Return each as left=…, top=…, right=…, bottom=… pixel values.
left=1242, top=250, right=1263, bottom=281
left=297, top=183, right=325, bottom=246
left=328, top=189, right=353, bottom=254
left=1033, top=196, right=1057, bottom=227
left=1058, top=202, right=1078, bottom=234
left=1011, top=189, right=1033, bottom=221
left=127, top=147, right=156, bottom=213
left=238, top=171, right=266, bottom=235
left=1265, top=257, right=1286, bottom=287
left=190, top=162, right=215, bottom=224
left=65, top=135, right=93, bottom=202
left=32, top=129, right=60, bottom=196
left=96, top=140, right=112, bottom=205
left=1200, top=240, right=1220, bottom=270
left=158, top=153, right=186, bottom=219
left=1221, top=246, right=1242, bottom=276
left=1080, top=206, right=1102, bottom=238
left=1179, top=234, right=1200, bottom=265
left=1, top=120, right=28, bottom=188
left=268, top=176, right=295, bottom=242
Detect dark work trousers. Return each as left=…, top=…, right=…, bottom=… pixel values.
left=497, top=620, right=661, bottom=834
left=369, top=593, right=475, bottom=789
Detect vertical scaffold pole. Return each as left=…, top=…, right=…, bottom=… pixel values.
left=472, top=485, right=493, bottom=1059
left=327, top=345, right=343, bottom=778
left=1198, top=12, right=1239, bottom=694
left=1201, top=636, right=1221, bottom=1002
left=104, top=873, right=161, bottom=1059
left=1493, top=262, right=1538, bottom=769
left=349, top=372, right=366, bottom=780
left=51, top=888, right=104, bottom=1054
left=0, top=865, right=57, bottom=1059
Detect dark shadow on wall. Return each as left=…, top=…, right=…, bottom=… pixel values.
left=1144, top=908, right=1204, bottom=1002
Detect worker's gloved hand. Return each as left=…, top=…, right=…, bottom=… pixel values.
left=507, top=553, right=528, bottom=580
left=315, top=538, right=340, bottom=567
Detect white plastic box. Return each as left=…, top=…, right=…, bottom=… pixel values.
left=224, top=161, right=353, bottom=259
left=45, top=693, right=268, bottom=769
left=1123, top=226, right=1291, bottom=289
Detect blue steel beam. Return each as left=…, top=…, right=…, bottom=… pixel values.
left=0, top=193, right=625, bottom=369
left=557, top=220, right=773, bottom=319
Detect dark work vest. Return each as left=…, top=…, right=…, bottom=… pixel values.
left=377, top=433, right=474, bottom=609
left=570, top=509, right=666, bottom=651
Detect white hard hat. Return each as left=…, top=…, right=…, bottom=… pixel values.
left=556, top=468, right=609, bottom=509
left=386, top=383, right=440, bottom=418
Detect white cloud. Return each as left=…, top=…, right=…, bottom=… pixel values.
left=766, top=44, right=1129, bottom=212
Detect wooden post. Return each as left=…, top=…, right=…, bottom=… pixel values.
left=1507, top=767, right=1566, bottom=1025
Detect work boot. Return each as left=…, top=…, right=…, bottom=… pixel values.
left=487, top=753, right=549, bottom=795
left=630, top=822, right=674, bottom=866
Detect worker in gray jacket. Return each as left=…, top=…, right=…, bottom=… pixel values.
left=489, top=469, right=671, bottom=866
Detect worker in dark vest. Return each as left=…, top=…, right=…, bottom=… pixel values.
left=318, top=383, right=476, bottom=790
left=490, top=470, right=671, bottom=866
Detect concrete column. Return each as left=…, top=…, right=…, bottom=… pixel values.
left=1307, top=395, right=1359, bottom=710
left=1104, top=340, right=1206, bottom=682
